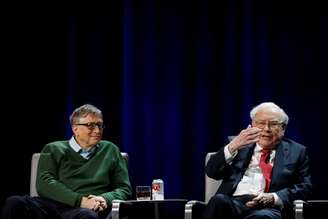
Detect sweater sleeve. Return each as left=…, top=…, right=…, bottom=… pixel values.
left=99, top=149, right=132, bottom=204
left=36, top=145, right=83, bottom=207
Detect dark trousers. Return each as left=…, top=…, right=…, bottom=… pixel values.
left=203, top=194, right=281, bottom=219
left=1, top=195, right=111, bottom=219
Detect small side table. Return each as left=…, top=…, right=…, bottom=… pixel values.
left=112, top=199, right=188, bottom=219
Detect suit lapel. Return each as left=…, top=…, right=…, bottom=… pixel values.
left=241, top=144, right=256, bottom=170
left=233, top=144, right=256, bottom=189
left=270, top=140, right=290, bottom=190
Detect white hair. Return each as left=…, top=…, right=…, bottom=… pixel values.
left=250, top=102, right=289, bottom=126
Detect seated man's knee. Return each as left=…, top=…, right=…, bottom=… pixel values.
left=4, top=196, right=26, bottom=209
left=77, top=208, right=99, bottom=219
left=209, top=194, right=231, bottom=206
left=2, top=196, right=31, bottom=219
left=245, top=209, right=281, bottom=219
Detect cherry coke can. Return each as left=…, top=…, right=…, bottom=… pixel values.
left=152, top=179, right=164, bottom=200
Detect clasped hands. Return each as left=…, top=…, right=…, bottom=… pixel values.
left=81, top=195, right=107, bottom=212
left=246, top=193, right=275, bottom=208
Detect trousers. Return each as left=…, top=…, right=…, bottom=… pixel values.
left=203, top=194, right=281, bottom=219
left=1, top=195, right=111, bottom=219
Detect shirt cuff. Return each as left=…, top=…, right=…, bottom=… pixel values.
left=272, top=193, right=284, bottom=209
left=224, top=145, right=237, bottom=164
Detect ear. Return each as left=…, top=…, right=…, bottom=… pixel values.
left=280, top=126, right=286, bottom=136
left=72, top=125, right=78, bottom=135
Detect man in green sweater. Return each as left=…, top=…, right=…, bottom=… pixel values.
left=2, top=104, right=132, bottom=219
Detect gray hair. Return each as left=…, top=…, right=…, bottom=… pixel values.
left=69, top=104, right=103, bottom=125
left=250, top=102, right=289, bottom=126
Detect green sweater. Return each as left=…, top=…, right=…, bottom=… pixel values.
left=36, top=140, right=132, bottom=207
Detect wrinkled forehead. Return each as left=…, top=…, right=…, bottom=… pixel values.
left=253, top=109, right=282, bottom=121
left=76, top=113, right=103, bottom=123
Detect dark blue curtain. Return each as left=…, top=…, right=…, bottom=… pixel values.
left=2, top=0, right=328, bottom=205
left=121, top=0, right=328, bottom=200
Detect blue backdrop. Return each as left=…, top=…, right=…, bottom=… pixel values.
left=1, top=0, right=328, bottom=206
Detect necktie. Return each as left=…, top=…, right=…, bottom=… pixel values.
left=259, top=149, right=273, bottom=192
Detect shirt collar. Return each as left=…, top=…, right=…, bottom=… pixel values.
left=255, top=143, right=276, bottom=153
left=254, top=143, right=263, bottom=153
left=69, top=136, right=99, bottom=152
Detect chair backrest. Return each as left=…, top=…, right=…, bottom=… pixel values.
left=30, top=152, right=129, bottom=197
left=205, top=152, right=222, bottom=203
left=30, top=153, right=41, bottom=197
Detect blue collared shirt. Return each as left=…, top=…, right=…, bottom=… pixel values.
left=69, top=136, right=99, bottom=160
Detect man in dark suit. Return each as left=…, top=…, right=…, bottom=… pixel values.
left=203, top=102, right=312, bottom=219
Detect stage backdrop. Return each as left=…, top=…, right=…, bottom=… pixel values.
left=1, top=0, right=328, bottom=206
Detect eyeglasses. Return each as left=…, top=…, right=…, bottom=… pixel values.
left=75, top=122, right=105, bottom=130
left=254, top=120, right=282, bottom=130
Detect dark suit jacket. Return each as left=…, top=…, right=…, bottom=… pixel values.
left=206, top=137, right=312, bottom=210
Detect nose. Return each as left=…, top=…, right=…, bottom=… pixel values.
left=263, top=124, right=272, bottom=131
left=91, top=125, right=102, bottom=132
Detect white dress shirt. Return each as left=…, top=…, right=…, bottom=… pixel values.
left=224, top=144, right=283, bottom=207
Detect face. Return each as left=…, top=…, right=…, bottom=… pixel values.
left=72, top=114, right=103, bottom=149
left=251, top=109, right=285, bottom=149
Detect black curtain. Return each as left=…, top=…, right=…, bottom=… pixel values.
left=2, top=0, right=328, bottom=206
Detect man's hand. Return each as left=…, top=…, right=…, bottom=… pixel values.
left=80, top=195, right=107, bottom=212
left=88, top=195, right=107, bottom=212
left=80, top=196, right=101, bottom=211
left=228, top=125, right=261, bottom=153
left=246, top=193, right=274, bottom=208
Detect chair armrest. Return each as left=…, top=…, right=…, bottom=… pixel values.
left=294, top=200, right=328, bottom=219
left=294, top=200, right=305, bottom=219
left=184, top=200, right=207, bottom=219
left=111, top=200, right=123, bottom=219
left=111, top=200, right=133, bottom=219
